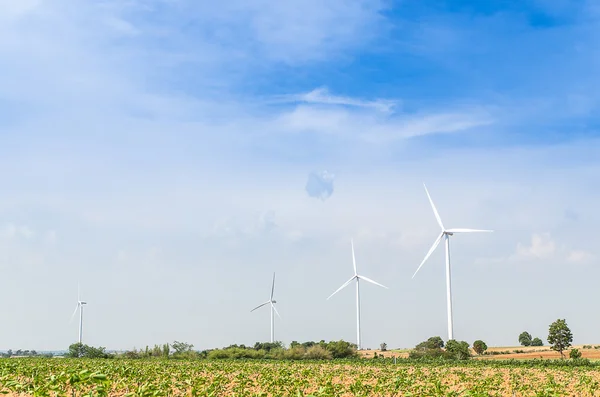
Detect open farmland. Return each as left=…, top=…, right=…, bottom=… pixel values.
left=359, top=345, right=600, bottom=361
left=2, top=358, right=600, bottom=396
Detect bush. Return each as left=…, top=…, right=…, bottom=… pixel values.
left=326, top=340, right=357, bottom=359
left=408, top=348, right=449, bottom=360
left=570, top=349, right=582, bottom=359
left=531, top=338, right=543, bottom=347
left=284, top=346, right=306, bottom=360
left=305, top=345, right=332, bottom=360
left=445, top=340, right=471, bottom=360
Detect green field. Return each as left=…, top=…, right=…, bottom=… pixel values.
left=2, top=358, right=600, bottom=396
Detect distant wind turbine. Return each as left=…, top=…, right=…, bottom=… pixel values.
left=70, top=284, right=87, bottom=345
left=328, top=239, right=388, bottom=350
left=251, top=273, right=280, bottom=343
left=412, top=183, right=493, bottom=341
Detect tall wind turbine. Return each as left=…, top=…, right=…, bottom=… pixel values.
left=328, top=239, right=388, bottom=350
left=70, top=285, right=87, bottom=345
left=412, top=184, right=493, bottom=341
left=251, top=273, right=280, bottom=343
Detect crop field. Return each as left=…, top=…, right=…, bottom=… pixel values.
left=2, top=359, right=600, bottom=397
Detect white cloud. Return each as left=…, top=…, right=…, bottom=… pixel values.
left=272, top=103, right=494, bottom=141
left=285, top=87, right=397, bottom=113
left=516, top=233, right=556, bottom=259
left=486, top=233, right=597, bottom=266
left=0, top=223, right=35, bottom=240
left=566, top=249, right=594, bottom=264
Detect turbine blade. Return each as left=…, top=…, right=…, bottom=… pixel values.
left=446, top=228, right=494, bottom=233
left=412, top=232, right=444, bottom=279
left=271, top=272, right=275, bottom=300
left=351, top=239, right=357, bottom=275
left=70, top=304, right=79, bottom=323
left=250, top=301, right=270, bottom=312
left=327, top=276, right=356, bottom=300
left=424, top=183, right=444, bottom=230
left=271, top=302, right=281, bottom=319
left=358, top=275, right=388, bottom=289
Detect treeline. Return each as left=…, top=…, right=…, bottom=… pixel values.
left=67, top=340, right=358, bottom=361
left=0, top=349, right=53, bottom=358
left=205, top=340, right=357, bottom=360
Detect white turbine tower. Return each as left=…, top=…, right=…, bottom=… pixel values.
left=327, top=239, right=388, bottom=350
left=412, top=184, right=493, bottom=341
left=70, top=285, right=87, bottom=345
left=251, top=273, right=280, bottom=343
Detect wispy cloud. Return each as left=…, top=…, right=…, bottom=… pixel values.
left=282, top=87, right=398, bottom=113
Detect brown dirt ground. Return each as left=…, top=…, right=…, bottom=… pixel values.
left=360, top=345, right=600, bottom=360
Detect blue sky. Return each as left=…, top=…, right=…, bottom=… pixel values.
left=1, top=0, right=599, bottom=351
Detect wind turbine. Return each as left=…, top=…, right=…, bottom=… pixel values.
left=250, top=273, right=280, bottom=343
left=327, top=239, right=388, bottom=350
left=412, top=183, right=493, bottom=341
left=70, top=284, right=87, bottom=345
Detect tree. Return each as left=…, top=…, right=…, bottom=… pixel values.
left=172, top=341, right=193, bottom=354
left=380, top=342, right=387, bottom=352
left=548, top=319, right=573, bottom=359
left=519, top=331, right=532, bottom=347
left=531, top=337, right=543, bottom=346
left=416, top=336, right=444, bottom=350
left=473, top=340, right=488, bottom=355
left=66, top=343, right=110, bottom=358
left=569, top=348, right=582, bottom=359
left=445, top=340, right=471, bottom=360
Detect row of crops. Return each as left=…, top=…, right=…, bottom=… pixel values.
left=1, top=358, right=600, bottom=396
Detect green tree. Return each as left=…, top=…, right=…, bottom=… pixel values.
left=548, top=319, right=573, bottom=359
left=416, top=336, right=444, bottom=350
left=569, top=348, right=582, bottom=359
left=171, top=341, right=196, bottom=358
left=66, top=343, right=110, bottom=358
left=531, top=337, right=543, bottom=346
left=445, top=340, right=471, bottom=360
left=519, top=331, right=532, bottom=346
left=473, top=340, right=488, bottom=355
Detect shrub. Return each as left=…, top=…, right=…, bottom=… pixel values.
left=531, top=338, right=543, bottom=347
left=305, top=345, right=332, bottom=360
left=570, top=349, right=582, bottom=359
left=326, top=340, right=357, bottom=359
left=408, top=348, right=449, bottom=360
left=284, top=346, right=306, bottom=360
left=445, top=340, right=471, bottom=360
